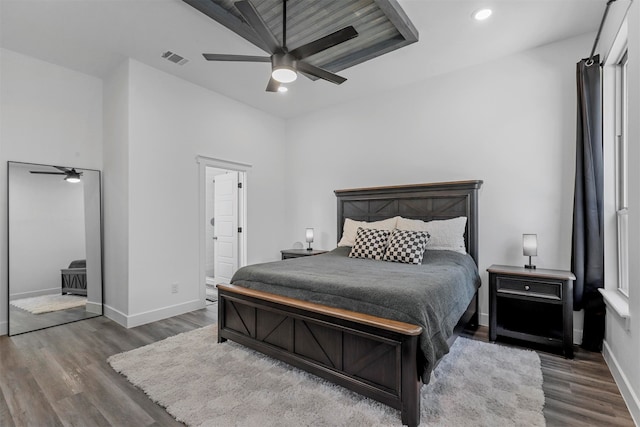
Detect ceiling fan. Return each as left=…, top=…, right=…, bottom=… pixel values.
left=30, top=166, right=83, bottom=183
left=202, top=0, right=358, bottom=92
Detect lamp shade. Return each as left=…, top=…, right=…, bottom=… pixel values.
left=305, top=228, right=314, bottom=243
left=523, top=234, right=537, bottom=256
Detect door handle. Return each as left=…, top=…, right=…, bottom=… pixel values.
left=213, top=237, right=218, bottom=240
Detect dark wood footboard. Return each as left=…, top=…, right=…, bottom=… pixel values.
left=217, top=284, right=478, bottom=426
left=217, top=284, right=424, bottom=426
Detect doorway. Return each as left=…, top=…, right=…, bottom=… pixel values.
left=197, top=156, right=250, bottom=306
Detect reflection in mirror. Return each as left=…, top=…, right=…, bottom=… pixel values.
left=8, top=161, right=103, bottom=336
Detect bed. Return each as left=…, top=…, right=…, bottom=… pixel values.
left=61, top=259, right=87, bottom=296
left=217, top=180, right=483, bottom=426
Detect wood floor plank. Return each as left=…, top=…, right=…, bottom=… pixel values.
left=51, top=393, right=111, bottom=427
left=0, top=304, right=635, bottom=426
left=0, top=386, right=16, bottom=427
left=29, top=346, right=85, bottom=403
left=1, top=367, right=64, bottom=427
left=76, top=363, right=157, bottom=427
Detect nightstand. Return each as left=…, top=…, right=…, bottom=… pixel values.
left=281, top=249, right=328, bottom=260
left=488, top=264, right=576, bottom=358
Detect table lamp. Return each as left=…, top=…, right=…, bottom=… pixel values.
left=523, top=234, right=537, bottom=269
left=306, top=228, right=314, bottom=251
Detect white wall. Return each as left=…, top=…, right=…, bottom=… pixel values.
left=285, top=33, right=591, bottom=333
left=8, top=163, right=86, bottom=298
left=0, top=48, right=103, bottom=335
left=0, top=51, right=287, bottom=332
left=106, top=59, right=287, bottom=326
left=600, top=0, right=640, bottom=423
left=82, top=169, right=103, bottom=312
left=102, top=60, right=130, bottom=321
left=0, top=50, right=287, bottom=332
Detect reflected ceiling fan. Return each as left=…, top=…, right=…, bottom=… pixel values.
left=30, top=166, right=82, bottom=183
left=202, top=0, right=358, bottom=92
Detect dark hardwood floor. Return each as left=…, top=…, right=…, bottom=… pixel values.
left=0, top=304, right=634, bottom=426
left=461, top=328, right=635, bottom=427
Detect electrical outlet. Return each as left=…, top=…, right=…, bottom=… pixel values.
left=171, top=283, right=179, bottom=294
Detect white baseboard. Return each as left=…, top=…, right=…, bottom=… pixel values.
left=603, top=339, right=640, bottom=425
left=103, top=304, right=128, bottom=327
left=573, top=328, right=583, bottom=345
left=0, top=320, right=7, bottom=336
left=85, top=301, right=102, bottom=315
left=10, top=287, right=59, bottom=300
left=479, top=312, right=489, bottom=326
left=104, top=299, right=206, bottom=329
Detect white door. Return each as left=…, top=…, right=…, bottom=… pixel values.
left=213, top=172, right=239, bottom=285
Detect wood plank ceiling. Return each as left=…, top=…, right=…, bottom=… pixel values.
left=182, top=0, right=418, bottom=75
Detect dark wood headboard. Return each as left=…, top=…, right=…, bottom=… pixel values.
left=334, top=180, right=483, bottom=265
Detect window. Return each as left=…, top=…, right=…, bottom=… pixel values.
left=615, top=48, right=629, bottom=296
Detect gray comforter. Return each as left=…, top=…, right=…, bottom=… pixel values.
left=230, top=246, right=481, bottom=382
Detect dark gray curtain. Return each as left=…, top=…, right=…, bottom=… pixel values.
left=572, top=55, right=605, bottom=352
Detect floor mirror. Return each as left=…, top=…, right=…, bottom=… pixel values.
left=8, top=161, right=103, bottom=336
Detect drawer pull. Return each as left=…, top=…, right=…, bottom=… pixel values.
left=524, top=285, right=530, bottom=291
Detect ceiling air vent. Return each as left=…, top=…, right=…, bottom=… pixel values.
left=162, top=51, right=189, bottom=66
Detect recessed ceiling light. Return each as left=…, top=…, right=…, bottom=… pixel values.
left=277, top=86, right=288, bottom=93
left=473, top=8, right=492, bottom=21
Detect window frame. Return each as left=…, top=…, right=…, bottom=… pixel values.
left=615, top=47, right=629, bottom=297
left=615, top=49, right=628, bottom=213
left=602, top=13, right=630, bottom=298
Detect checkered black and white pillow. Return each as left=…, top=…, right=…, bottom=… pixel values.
left=383, top=229, right=431, bottom=264
left=348, top=227, right=391, bottom=261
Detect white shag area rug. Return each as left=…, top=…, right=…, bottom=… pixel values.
left=108, top=326, right=545, bottom=427
left=10, top=294, right=87, bottom=314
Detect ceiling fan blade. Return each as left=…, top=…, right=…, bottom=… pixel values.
left=202, top=53, right=271, bottom=62
left=30, top=171, right=66, bottom=175
left=296, top=61, right=347, bottom=85
left=289, top=26, right=358, bottom=60
left=234, top=1, right=281, bottom=54
left=266, top=77, right=279, bottom=92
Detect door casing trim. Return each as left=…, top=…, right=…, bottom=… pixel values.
left=196, top=155, right=251, bottom=305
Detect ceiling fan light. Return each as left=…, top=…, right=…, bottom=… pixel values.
left=65, top=173, right=81, bottom=183
left=271, top=53, right=297, bottom=83
left=272, top=67, right=297, bottom=83
left=473, top=8, right=492, bottom=21
left=277, top=86, right=288, bottom=93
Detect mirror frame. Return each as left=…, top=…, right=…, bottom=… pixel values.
left=7, top=161, right=104, bottom=336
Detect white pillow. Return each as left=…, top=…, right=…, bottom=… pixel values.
left=338, top=216, right=398, bottom=247
left=396, top=216, right=467, bottom=253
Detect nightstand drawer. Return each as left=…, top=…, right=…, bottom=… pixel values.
left=496, top=277, right=562, bottom=301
